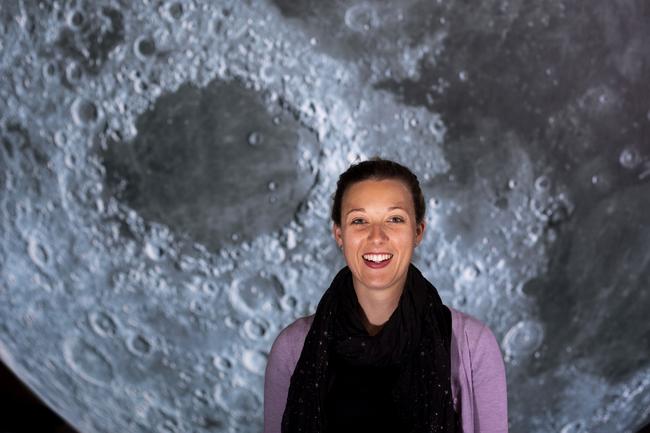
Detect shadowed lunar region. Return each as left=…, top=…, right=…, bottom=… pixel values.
left=0, top=0, right=649, bottom=432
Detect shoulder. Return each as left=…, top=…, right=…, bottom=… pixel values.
left=268, top=314, right=314, bottom=367
left=264, top=315, right=317, bottom=433
left=450, top=306, right=494, bottom=342
left=277, top=314, right=314, bottom=343
left=449, top=306, right=505, bottom=378
left=448, top=307, right=509, bottom=431
left=449, top=306, right=502, bottom=361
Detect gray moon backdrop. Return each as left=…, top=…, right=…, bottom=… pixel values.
left=0, top=0, right=649, bottom=432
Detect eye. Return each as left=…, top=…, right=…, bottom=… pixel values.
left=389, top=216, right=405, bottom=223
left=351, top=218, right=365, bottom=225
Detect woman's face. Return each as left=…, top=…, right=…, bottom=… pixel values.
left=332, top=178, right=425, bottom=297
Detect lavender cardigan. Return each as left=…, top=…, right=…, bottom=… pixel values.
left=263, top=306, right=508, bottom=433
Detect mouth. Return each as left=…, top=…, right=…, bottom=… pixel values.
left=362, top=253, right=393, bottom=269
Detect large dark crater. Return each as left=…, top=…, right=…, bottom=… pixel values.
left=102, top=78, right=319, bottom=250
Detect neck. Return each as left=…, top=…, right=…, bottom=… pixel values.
left=355, top=285, right=403, bottom=336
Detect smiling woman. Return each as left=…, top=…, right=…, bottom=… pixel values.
left=263, top=157, right=508, bottom=433
left=332, top=178, right=424, bottom=335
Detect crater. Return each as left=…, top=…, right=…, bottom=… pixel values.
left=62, top=337, right=114, bottom=386
left=213, top=384, right=260, bottom=419
left=243, top=317, right=271, bottom=340
left=88, top=310, right=118, bottom=337
left=242, top=349, right=268, bottom=375
left=502, top=319, right=544, bottom=361
left=230, top=273, right=284, bottom=316
left=126, top=333, right=153, bottom=356
left=27, top=237, right=50, bottom=268
left=55, top=6, right=125, bottom=76
left=102, top=78, right=318, bottom=251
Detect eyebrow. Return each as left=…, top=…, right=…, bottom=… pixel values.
left=345, top=206, right=407, bottom=216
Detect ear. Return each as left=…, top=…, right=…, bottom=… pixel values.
left=332, top=223, right=343, bottom=246
left=415, top=220, right=426, bottom=245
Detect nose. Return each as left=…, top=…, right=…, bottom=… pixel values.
left=368, top=223, right=388, bottom=243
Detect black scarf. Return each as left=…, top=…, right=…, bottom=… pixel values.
left=281, top=262, right=459, bottom=433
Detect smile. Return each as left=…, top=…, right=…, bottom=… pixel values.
left=362, top=253, right=393, bottom=263
left=362, top=253, right=393, bottom=268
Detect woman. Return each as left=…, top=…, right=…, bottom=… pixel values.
left=264, top=158, right=508, bottom=433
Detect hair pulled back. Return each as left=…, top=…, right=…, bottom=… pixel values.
left=330, top=157, right=426, bottom=227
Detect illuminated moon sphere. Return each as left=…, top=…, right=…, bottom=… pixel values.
left=1, top=1, right=649, bottom=432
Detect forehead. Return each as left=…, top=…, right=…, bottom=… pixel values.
left=342, top=179, right=412, bottom=208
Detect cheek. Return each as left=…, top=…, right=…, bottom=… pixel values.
left=343, top=232, right=361, bottom=245
left=395, top=230, right=415, bottom=243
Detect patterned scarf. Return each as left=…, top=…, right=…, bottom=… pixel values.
left=281, top=262, right=459, bottom=432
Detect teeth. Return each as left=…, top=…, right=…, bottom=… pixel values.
left=362, top=254, right=392, bottom=263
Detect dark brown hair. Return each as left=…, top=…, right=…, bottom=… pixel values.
left=330, top=157, right=426, bottom=227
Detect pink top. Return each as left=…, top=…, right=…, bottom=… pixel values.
left=264, top=306, right=508, bottom=433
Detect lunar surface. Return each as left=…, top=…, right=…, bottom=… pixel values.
left=1, top=1, right=649, bottom=432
